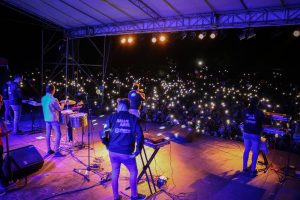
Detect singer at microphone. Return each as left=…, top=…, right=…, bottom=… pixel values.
left=128, top=83, right=145, bottom=118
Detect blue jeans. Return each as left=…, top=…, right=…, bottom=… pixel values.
left=10, top=105, right=22, bottom=133
left=45, top=121, right=62, bottom=153
left=109, top=151, right=138, bottom=199
left=243, top=132, right=261, bottom=171
left=3, top=100, right=12, bottom=122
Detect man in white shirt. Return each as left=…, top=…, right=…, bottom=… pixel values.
left=41, top=85, right=65, bottom=157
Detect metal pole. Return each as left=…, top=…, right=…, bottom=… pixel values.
left=101, top=36, right=106, bottom=106
left=41, top=28, right=44, bottom=95
left=65, top=37, right=69, bottom=101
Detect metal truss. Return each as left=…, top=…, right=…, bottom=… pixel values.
left=67, top=6, right=300, bottom=38
left=128, top=0, right=161, bottom=18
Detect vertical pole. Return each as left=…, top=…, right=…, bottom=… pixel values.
left=41, top=28, right=44, bottom=96
left=65, top=37, right=69, bottom=103
left=101, top=36, right=106, bottom=106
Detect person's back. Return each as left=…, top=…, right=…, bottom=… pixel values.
left=107, top=111, right=143, bottom=154
left=242, top=107, right=264, bottom=135
left=41, top=93, right=61, bottom=122
left=8, top=81, right=22, bottom=105
left=102, top=98, right=145, bottom=200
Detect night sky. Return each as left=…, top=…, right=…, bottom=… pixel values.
left=1, top=4, right=300, bottom=79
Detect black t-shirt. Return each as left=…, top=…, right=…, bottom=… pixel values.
left=242, top=108, right=265, bottom=135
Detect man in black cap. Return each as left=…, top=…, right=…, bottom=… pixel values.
left=101, top=98, right=145, bottom=200
left=128, top=83, right=145, bottom=118
left=241, top=97, right=265, bottom=177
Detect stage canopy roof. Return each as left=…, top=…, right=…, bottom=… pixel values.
left=3, top=0, right=300, bottom=38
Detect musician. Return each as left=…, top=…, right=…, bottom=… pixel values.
left=1, top=79, right=12, bottom=124
left=128, top=83, right=145, bottom=118
left=41, top=85, right=65, bottom=157
left=241, top=97, right=265, bottom=177
left=0, top=95, right=9, bottom=193
left=7, top=74, right=23, bottom=134
left=101, top=98, right=145, bottom=200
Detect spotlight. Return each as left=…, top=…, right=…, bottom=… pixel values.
left=159, top=35, right=166, bottom=42
left=293, top=30, right=300, bottom=37
left=190, top=32, right=196, bottom=39
left=210, top=32, right=217, bottom=39
left=247, top=29, right=256, bottom=39
left=120, top=37, right=127, bottom=44
left=181, top=32, right=187, bottom=40
left=198, top=60, right=203, bottom=66
left=239, top=30, right=246, bottom=40
left=127, top=37, right=133, bottom=43
left=198, top=32, right=206, bottom=40
left=152, top=37, right=157, bottom=43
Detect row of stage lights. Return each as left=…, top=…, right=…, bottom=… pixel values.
left=120, top=32, right=218, bottom=45
left=120, top=29, right=300, bottom=45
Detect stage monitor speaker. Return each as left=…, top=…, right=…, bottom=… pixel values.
left=2, top=145, right=44, bottom=181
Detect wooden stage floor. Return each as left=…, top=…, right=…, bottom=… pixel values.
left=2, top=116, right=300, bottom=200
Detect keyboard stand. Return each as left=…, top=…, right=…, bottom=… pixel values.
left=125, top=140, right=170, bottom=197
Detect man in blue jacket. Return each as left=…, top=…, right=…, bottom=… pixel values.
left=101, top=98, right=145, bottom=200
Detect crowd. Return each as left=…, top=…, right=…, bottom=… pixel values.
left=1, top=64, right=300, bottom=152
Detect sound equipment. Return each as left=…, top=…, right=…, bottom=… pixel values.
left=144, top=132, right=170, bottom=149
left=2, top=145, right=44, bottom=181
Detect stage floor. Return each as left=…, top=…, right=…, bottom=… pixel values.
left=2, top=115, right=300, bottom=200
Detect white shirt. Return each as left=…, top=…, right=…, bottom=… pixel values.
left=41, top=93, right=63, bottom=122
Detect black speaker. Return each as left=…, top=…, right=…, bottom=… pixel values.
left=2, top=145, right=44, bottom=181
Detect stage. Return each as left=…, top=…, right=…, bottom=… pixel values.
left=2, top=114, right=300, bottom=200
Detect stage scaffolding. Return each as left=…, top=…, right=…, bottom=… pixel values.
left=40, top=28, right=111, bottom=109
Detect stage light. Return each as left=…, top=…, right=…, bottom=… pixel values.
left=293, top=30, right=300, bottom=37
left=198, top=60, right=203, bottom=66
left=127, top=37, right=133, bottom=43
left=152, top=37, right=157, bottom=43
left=239, top=30, right=246, bottom=40
left=120, top=38, right=126, bottom=44
left=198, top=32, right=206, bottom=40
left=247, top=29, right=256, bottom=39
left=159, top=35, right=166, bottom=42
left=210, top=32, right=217, bottom=39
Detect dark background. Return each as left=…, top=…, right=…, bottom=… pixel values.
left=0, top=4, right=300, bottom=82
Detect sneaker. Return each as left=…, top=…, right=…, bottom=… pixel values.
left=131, top=194, right=146, bottom=200
left=47, top=150, right=55, bottom=155
left=53, top=152, right=65, bottom=157
left=249, top=170, right=258, bottom=177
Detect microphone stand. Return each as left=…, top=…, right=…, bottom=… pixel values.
left=73, top=93, right=111, bottom=183
left=73, top=93, right=93, bottom=181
